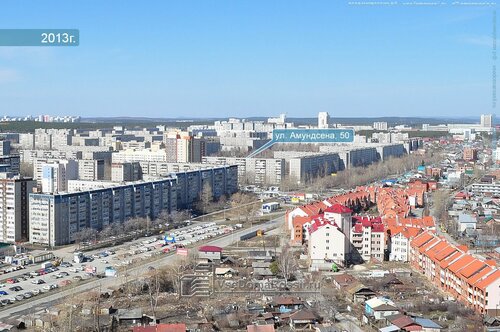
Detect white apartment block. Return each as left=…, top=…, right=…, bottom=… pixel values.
left=78, top=159, right=105, bottom=181
left=318, top=112, right=330, bottom=129
left=389, top=232, right=410, bottom=262
left=112, top=149, right=170, bottom=163
left=350, top=216, right=385, bottom=262
left=373, top=122, right=388, bottom=131
left=202, top=156, right=285, bottom=185
left=111, top=162, right=142, bottom=182
left=38, top=160, right=78, bottom=194
left=480, top=114, right=493, bottom=128
left=308, top=204, right=352, bottom=267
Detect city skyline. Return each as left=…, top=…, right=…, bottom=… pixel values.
left=0, top=1, right=497, bottom=118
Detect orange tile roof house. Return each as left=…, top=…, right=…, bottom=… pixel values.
left=410, top=231, right=500, bottom=315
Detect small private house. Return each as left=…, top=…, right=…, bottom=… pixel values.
left=268, top=296, right=305, bottom=313
left=365, top=297, right=398, bottom=320
left=214, top=267, right=238, bottom=278
left=457, top=213, right=477, bottom=232
left=198, top=245, right=222, bottom=262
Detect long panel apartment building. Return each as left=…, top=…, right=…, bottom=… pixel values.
left=202, top=156, right=285, bottom=185
left=29, top=166, right=238, bottom=246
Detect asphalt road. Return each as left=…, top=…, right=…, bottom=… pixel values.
left=0, top=215, right=283, bottom=321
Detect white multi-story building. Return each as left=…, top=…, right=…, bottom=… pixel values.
left=112, top=149, right=170, bottom=163
left=0, top=173, right=36, bottom=243
left=373, top=122, right=388, bottom=131
left=350, top=216, right=385, bottom=262
left=78, top=159, right=105, bottom=181
left=111, top=162, right=142, bottom=182
left=318, top=112, right=330, bottom=129
left=202, top=156, right=285, bottom=185
left=308, top=204, right=352, bottom=267
left=39, top=160, right=78, bottom=193
left=481, top=114, right=493, bottom=128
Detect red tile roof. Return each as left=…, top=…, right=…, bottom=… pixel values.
left=459, top=260, right=486, bottom=279
left=447, top=255, right=475, bottom=274
left=325, top=204, right=352, bottom=214
left=198, top=245, right=222, bottom=253
left=475, top=270, right=500, bottom=290
left=411, top=232, right=434, bottom=248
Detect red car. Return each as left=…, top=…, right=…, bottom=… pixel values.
left=6, top=278, right=17, bottom=284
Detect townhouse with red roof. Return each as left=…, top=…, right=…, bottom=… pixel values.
left=410, top=231, right=500, bottom=315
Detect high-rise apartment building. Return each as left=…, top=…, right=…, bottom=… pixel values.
left=318, top=112, right=330, bottom=129
left=0, top=173, right=36, bottom=243
left=373, top=122, right=388, bottom=131
left=40, top=160, right=78, bottom=193
left=480, top=114, right=493, bottom=128
left=111, top=162, right=142, bottom=182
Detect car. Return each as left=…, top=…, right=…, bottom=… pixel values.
left=23, top=292, right=32, bottom=299
left=100, top=260, right=108, bottom=264
left=60, top=262, right=73, bottom=267
left=51, top=274, right=62, bottom=279
left=73, top=276, right=82, bottom=281
left=59, top=272, right=69, bottom=276
left=0, top=283, right=5, bottom=288
left=8, top=287, right=17, bottom=292
left=14, top=295, right=23, bottom=301
left=0, top=299, right=10, bottom=305
left=49, top=284, right=58, bottom=290
left=0, top=291, right=8, bottom=296
left=7, top=297, right=15, bottom=303
left=32, top=289, right=41, bottom=295
left=6, top=278, right=17, bottom=284
left=92, top=254, right=100, bottom=259
left=31, top=279, right=44, bottom=284
left=42, top=285, right=51, bottom=291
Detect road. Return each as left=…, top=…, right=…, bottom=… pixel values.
left=0, top=215, right=284, bottom=321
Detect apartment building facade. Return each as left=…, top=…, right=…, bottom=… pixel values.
left=350, top=216, right=385, bottom=262
left=0, top=173, right=36, bottom=243
left=29, top=166, right=238, bottom=246
left=410, top=231, right=500, bottom=316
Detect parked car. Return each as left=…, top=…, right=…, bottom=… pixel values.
left=0, top=291, right=8, bottom=296
left=6, top=278, right=17, bottom=284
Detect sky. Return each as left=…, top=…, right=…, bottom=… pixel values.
left=0, top=1, right=497, bottom=119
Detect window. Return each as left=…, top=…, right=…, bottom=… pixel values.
left=326, top=240, right=329, bottom=243
left=326, top=247, right=330, bottom=250
left=326, top=233, right=330, bottom=236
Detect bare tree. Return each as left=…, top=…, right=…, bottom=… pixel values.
left=278, top=244, right=298, bottom=287
left=146, top=269, right=161, bottom=322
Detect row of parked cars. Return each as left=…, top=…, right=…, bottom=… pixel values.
left=0, top=282, right=60, bottom=306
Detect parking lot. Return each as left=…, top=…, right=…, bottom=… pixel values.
left=0, top=221, right=242, bottom=309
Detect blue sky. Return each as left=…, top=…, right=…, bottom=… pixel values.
left=0, top=1, right=497, bottom=118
